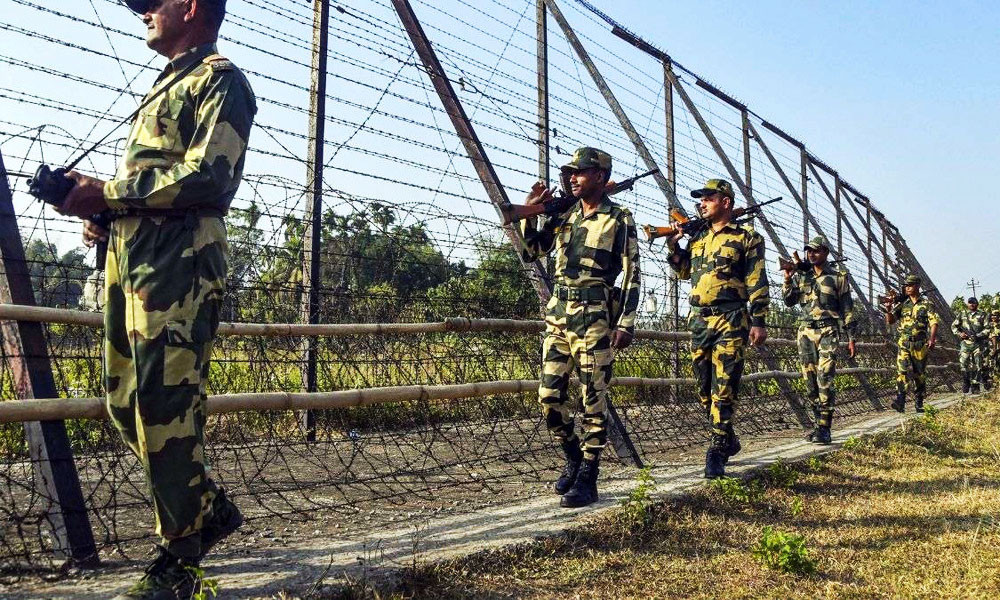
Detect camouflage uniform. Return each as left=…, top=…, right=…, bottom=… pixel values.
left=782, top=240, right=855, bottom=430
left=518, top=151, right=641, bottom=463
left=891, top=295, right=939, bottom=402
left=987, top=314, right=1000, bottom=386
left=952, top=308, right=988, bottom=390
left=102, top=42, right=255, bottom=558
left=667, top=181, right=770, bottom=438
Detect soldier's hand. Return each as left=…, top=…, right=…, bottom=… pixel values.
left=667, top=228, right=685, bottom=250
left=960, top=332, right=970, bottom=340
left=60, top=171, right=109, bottom=218
left=847, top=339, right=856, bottom=359
left=525, top=181, right=553, bottom=206
left=82, top=219, right=109, bottom=248
left=927, top=338, right=936, bottom=350
left=612, top=329, right=634, bottom=350
left=749, top=326, right=767, bottom=347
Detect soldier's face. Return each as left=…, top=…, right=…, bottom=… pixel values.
left=969, top=302, right=978, bottom=312
left=905, top=283, right=919, bottom=295
left=698, top=193, right=729, bottom=219
left=141, top=0, right=191, bottom=55
left=568, top=168, right=606, bottom=199
left=806, top=247, right=828, bottom=265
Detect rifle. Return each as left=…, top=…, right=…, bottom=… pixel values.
left=642, top=196, right=782, bottom=246
left=778, top=251, right=847, bottom=274
left=501, top=168, right=659, bottom=226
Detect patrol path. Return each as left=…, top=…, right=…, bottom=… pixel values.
left=6, top=393, right=964, bottom=599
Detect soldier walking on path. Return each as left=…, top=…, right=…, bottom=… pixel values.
left=884, top=276, right=939, bottom=413
left=986, top=311, right=1000, bottom=389
left=952, top=297, right=989, bottom=394
left=56, top=1, right=256, bottom=598
left=518, top=147, right=641, bottom=508
left=781, top=235, right=856, bottom=445
left=666, top=179, right=769, bottom=479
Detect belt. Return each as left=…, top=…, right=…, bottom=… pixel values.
left=553, top=285, right=607, bottom=302
left=692, top=301, right=746, bottom=317
left=802, top=318, right=837, bottom=329
left=110, top=207, right=226, bottom=219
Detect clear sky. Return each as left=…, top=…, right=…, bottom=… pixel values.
left=608, top=0, right=1000, bottom=298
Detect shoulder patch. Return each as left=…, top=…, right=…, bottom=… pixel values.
left=204, top=54, right=234, bottom=71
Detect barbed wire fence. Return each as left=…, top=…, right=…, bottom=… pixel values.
left=0, top=0, right=958, bottom=577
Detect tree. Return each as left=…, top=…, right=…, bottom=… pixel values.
left=22, top=239, right=94, bottom=308
left=426, top=239, right=538, bottom=319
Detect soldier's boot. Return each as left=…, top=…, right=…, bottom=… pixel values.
left=722, top=423, right=741, bottom=465
left=915, top=395, right=925, bottom=413
left=962, top=374, right=971, bottom=395
left=971, top=378, right=981, bottom=394
left=560, top=457, right=599, bottom=508
left=704, top=433, right=728, bottom=479
left=198, top=488, right=243, bottom=561
left=554, top=439, right=583, bottom=495
left=891, top=384, right=906, bottom=413
left=112, top=546, right=197, bottom=600
left=807, top=413, right=833, bottom=444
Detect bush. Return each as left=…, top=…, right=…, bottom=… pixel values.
left=752, top=526, right=816, bottom=575
left=709, top=476, right=764, bottom=504
left=766, top=459, right=799, bottom=489
left=619, top=466, right=656, bottom=525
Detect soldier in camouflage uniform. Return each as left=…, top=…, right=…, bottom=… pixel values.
left=884, top=275, right=939, bottom=413
left=666, top=179, right=769, bottom=479
left=986, top=311, right=1000, bottom=389
left=519, top=147, right=641, bottom=508
left=952, top=297, right=988, bottom=394
left=781, top=235, right=856, bottom=445
left=59, top=1, right=255, bottom=597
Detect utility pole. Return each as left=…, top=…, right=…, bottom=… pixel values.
left=968, top=278, right=980, bottom=298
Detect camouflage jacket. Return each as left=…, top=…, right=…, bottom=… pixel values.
left=667, top=222, right=770, bottom=327
left=891, top=296, right=939, bottom=346
left=951, top=309, right=988, bottom=347
left=782, top=263, right=856, bottom=339
left=104, top=43, right=257, bottom=214
left=518, top=196, right=641, bottom=332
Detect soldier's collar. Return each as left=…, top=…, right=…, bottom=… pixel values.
left=162, top=43, right=219, bottom=79
left=579, top=195, right=612, bottom=218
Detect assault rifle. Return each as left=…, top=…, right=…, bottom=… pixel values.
left=501, top=168, right=659, bottom=225
left=642, top=196, right=782, bottom=246
left=778, top=250, right=847, bottom=273
left=878, top=286, right=938, bottom=308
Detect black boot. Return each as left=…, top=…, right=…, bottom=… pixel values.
left=915, top=396, right=925, bottom=413
left=891, top=384, right=906, bottom=413
left=962, top=374, right=971, bottom=394
left=112, top=546, right=197, bottom=600
left=704, top=433, right=728, bottom=479
left=198, top=488, right=243, bottom=561
left=972, top=382, right=981, bottom=394
left=560, top=457, right=599, bottom=508
left=807, top=413, right=833, bottom=444
left=722, top=423, right=741, bottom=465
left=554, top=439, right=583, bottom=495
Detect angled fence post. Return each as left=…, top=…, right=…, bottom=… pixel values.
left=0, top=150, right=98, bottom=566
left=536, top=0, right=549, bottom=186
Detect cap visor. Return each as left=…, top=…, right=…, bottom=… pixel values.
left=690, top=188, right=711, bottom=198
left=125, top=0, right=151, bottom=13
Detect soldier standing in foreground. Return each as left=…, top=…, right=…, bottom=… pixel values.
left=952, top=297, right=988, bottom=394
left=885, top=276, right=939, bottom=413
left=56, top=1, right=256, bottom=597
left=518, top=147, right=641, bottom=508
left=781, top=235, right=856, bottom=445
left=666, top=179, right=769, bottom=479
left=986, top=311, right=1000, bottom=389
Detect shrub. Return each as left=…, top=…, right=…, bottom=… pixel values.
left=752, top=526, right=816, bottom=575
left=709, top=476, right=764, bottom=504
left=619, top=466, right=656, bottom=525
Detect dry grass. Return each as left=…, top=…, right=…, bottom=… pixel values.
left=376, top=396, right=1000, bottom=599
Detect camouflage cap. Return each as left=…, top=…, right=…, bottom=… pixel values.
left=804, top=235, right=831, bottom=251
left=968, top=297, right=979, bottom=304
left=561, top=147, right=612, bottom=172
left=691, top=178, right=735, bottom=200
left=904, top=275, right=921, bottom=286
left=125, top=0, right=226, bottom=15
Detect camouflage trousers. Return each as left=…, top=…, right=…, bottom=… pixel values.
left=797, top=325, right=838, bottom=427
left=104, top=214, right=228, bottom=558
left=958, top=340, right=984, bottom=385
left=896, top=340, right=929, bottom=398
left=539, top=296, right=613, bottom=461
left=689, top=309, right=749, bottom=437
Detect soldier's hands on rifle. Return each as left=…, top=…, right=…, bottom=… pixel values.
left=59, top=171, right=109, bottom=218
left=611, top=329, right=633, bottom=350
left=82, top=219, right=109, bottom=248
left=525, top=181, right=553, bottom=206
left=749, top=325, right=767, bottom=347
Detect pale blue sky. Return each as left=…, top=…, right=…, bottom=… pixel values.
left=609, top=0, right=1000, bottom=297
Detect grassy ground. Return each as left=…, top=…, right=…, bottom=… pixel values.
left=337, top=395, right=1000, bottom=599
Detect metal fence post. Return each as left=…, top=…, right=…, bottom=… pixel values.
left=0, top=150, right=98, bottom=566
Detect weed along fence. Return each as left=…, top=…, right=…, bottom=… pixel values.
left=0, top=302, right=960, bottom=571
left=0, top=0, right=960, bottom=577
